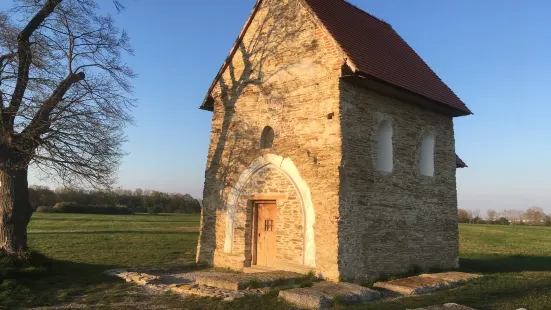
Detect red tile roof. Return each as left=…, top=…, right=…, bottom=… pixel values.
left=305, top=0, right=472, bottom=115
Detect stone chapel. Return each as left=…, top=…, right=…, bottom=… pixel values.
left=196, top=0, right=471, bottom=281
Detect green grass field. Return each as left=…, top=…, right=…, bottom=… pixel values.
left=0, top=213, right=205, bottom=309
left=2, top=215, right=551, bottom=309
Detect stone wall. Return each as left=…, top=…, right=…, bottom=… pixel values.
left=197, top=0, right=345, bottom=280
left=338, top=80, right=459, bottom=281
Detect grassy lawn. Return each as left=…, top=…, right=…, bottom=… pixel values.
left=0, top=213, right=202, bottom=309
left=2, top=216, right=551, bottom=309
left=353, top=224, right=551, bottom=310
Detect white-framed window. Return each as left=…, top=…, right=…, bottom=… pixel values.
left=260, top=126, right=274, bottom=149
left=376, top=121, right=393, bottom=173
left=420, top=133, right=435, bottom=177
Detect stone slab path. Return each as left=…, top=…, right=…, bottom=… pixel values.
left=279, top=282, right=380, bottom=309
left=106, top=268, right=481, bottom=307
left=105, top=267, right=305, bottom=301
left=374, top=272, right=480, bottom=295
left=409, top=303, right=477, bottom=310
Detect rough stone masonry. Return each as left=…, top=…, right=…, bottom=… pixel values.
left=196, top=0, right=470, bottom=282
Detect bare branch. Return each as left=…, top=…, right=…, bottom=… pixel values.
left=0, top=52, right=16, bottom=64
left=0, top=0, right=135, bottom=188
left=23, top=71, right=85, bottom=138
left=4, top=0, right=62, bottom=131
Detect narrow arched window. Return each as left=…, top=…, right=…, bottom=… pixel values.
left=376, top=121, right=393, bottom=173
left=420, top=133, right=435, bottom=177
left=260, top=126, right=274, bottom=149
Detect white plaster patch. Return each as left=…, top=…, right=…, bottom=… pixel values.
left=224, top=154, right=316, bottom=267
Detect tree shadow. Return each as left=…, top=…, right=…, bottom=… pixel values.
left=0, top=252, right=204, bottom=308
left=28, top=231, right=199, bottom=235
left=358, top=274, right=551, bottom=310
left=198, top=0, right=319, bottom=264
left=354, top=255, right=551, bottom=309
left=1, top=253, right=118, bottom=307
left=32, top=217, right=199, bottom=223
left=460, top=254, right=551, bottom=274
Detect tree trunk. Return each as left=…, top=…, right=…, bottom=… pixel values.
left=0, top=168, right=32, bottom=254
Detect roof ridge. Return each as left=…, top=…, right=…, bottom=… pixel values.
left=338, top=0, right=392, bottom=28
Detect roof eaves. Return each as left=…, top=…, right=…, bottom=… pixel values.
left=456, top=154, right=468, bottom=168
left=347, top=71, right=472, bottom=117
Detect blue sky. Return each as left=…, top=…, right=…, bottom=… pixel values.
left=4, top=1, right=551, bottom=213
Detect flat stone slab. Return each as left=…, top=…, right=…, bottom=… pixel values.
left=279, top=282, right=380, bottom=309
left=106, top=267, right=273, bottom=299
left=374, top=272, right=480, bottom=295
left=419, top=272, right=481, bottom=282
left=195, top=270, right=305, bottom=291
left=409, top=303, right=477, bottom=310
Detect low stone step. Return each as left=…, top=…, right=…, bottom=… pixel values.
left=243, top=266, right=273, bottom=274
left=106, top=268, right=287, bottom=300
left=196, top=270, right=305, bottom=291
left=374, top=272, right=480, bottom=296
left=279, top=282, right=380, bottom=309
left=243, top=263, right=314, bottom=275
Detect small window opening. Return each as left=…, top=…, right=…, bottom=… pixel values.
left=260, top=126, right=274, bottom=149
left=264, top=220, right=274, bottom=231
left=420, top=133, right=435, bottom=177
left=376, top=121, right=393, bottom=173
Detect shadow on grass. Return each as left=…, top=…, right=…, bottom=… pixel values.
left=1, top=252, right=121, bottom=308
left=32, top=217, right=200, bottom=223
left=0, top=251, right=205, bottom=309
left=460, top=254, right=551, bottom=274
left=1, top=252, right=290, bottom=310
left=28, top=231, right=199, bottom=235
left=357, top=274, right=551, bottom=310
left=354, top=255, right=551, bottom=310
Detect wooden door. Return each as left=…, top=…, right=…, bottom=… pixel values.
left=254, top=201, right=277, bottom=267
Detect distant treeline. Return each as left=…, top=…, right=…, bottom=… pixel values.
left=38, top=202, right=134, bottom=215
left=459, top=207, right=551, bottom=226
left=29, top=186, right=202, bottom=214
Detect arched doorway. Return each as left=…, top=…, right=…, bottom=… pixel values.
left=224, top=154, right=315, bottom=268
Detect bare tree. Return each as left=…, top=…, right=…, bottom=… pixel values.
left=502, top=209, right=524, bottom=224
left=457, top=208, right=472, bottom=223
left=524, top=206, right=546, bottom=226
left=0, top=0, right=134, bottom=255
left=487, top=209, right=497, bottom=222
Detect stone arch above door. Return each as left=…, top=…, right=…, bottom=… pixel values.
left=224, top=154, right=316, bottom=267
